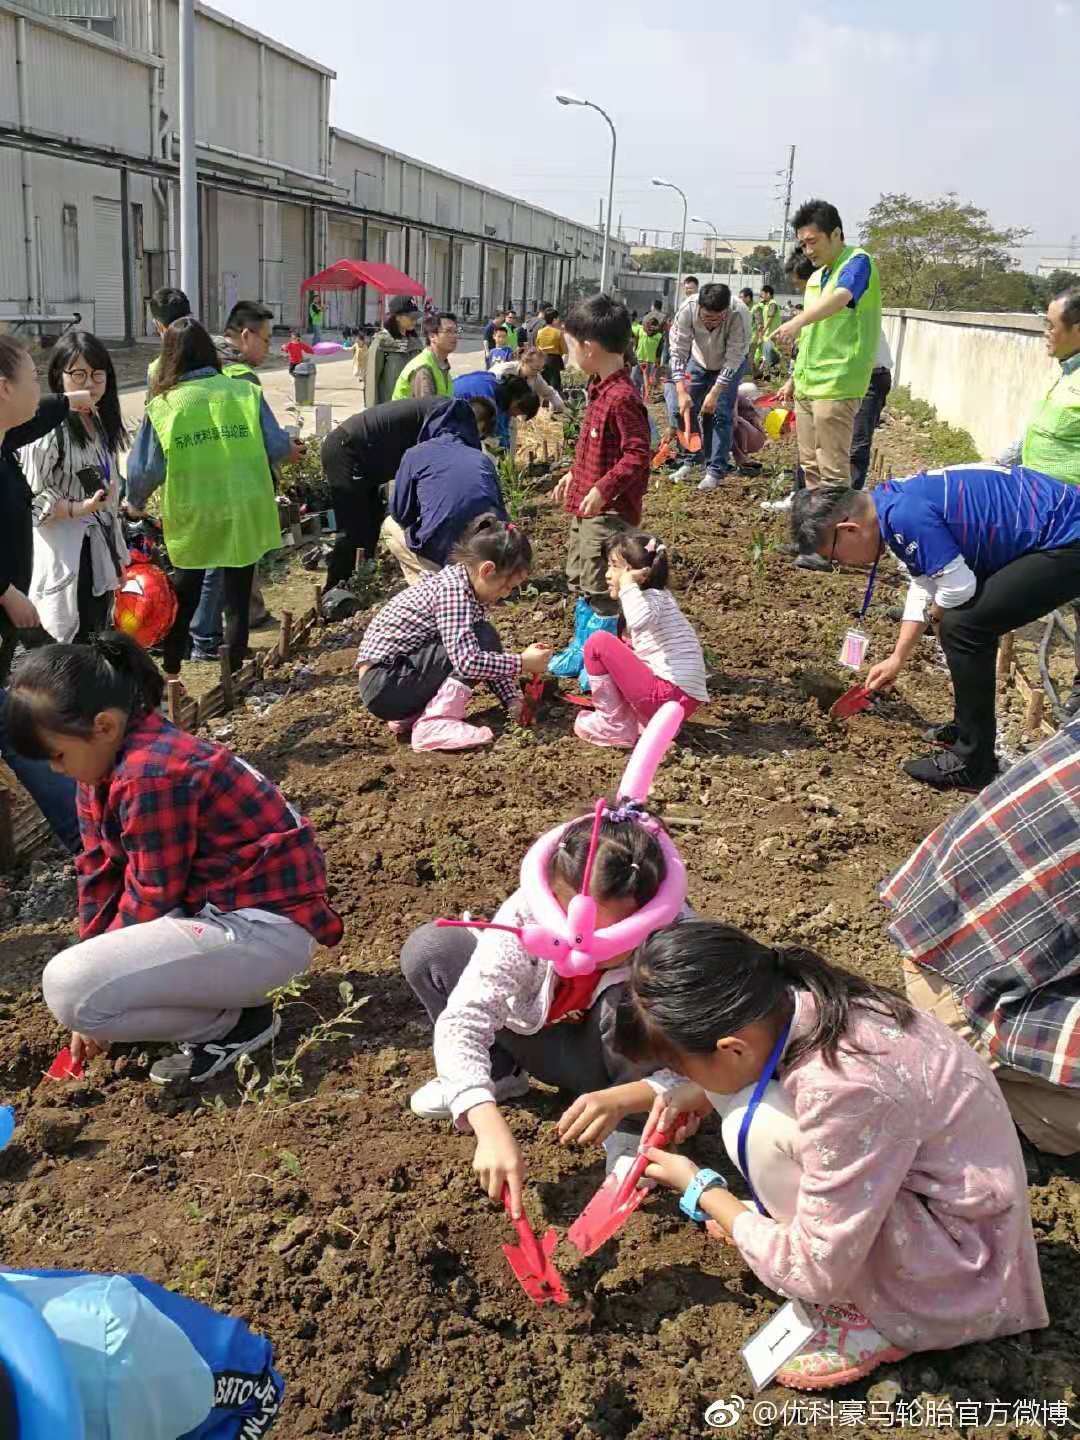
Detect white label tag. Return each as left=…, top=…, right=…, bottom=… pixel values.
left=740, top=1300, right=820, bottom=1392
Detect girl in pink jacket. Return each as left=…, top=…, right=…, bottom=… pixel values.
left=617, top=920, right=1047, bottom=1391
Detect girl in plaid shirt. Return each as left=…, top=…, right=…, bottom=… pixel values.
left=7, top=633, right=342, bottom=1086
left=356, top=514, right=552, bottom=751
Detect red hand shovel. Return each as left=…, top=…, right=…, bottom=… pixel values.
left=567, top=1117, right=684, bottom=1256
left=680, top=415, right=703, bottom=453
left=829, top=684, right=874, bottom=721
left=518, top=674, right=546, bottom=726
left=46, top=1046, right=85, bottom=1081
left=501, top=1187, right=568, bottom=1306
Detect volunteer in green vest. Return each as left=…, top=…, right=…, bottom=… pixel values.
left=215, top=300, right=274, bottom=383
left=127, top=318, right=290, bottom=681
left=308, top=293, right=324, bottom=344
left=772, top=198, right=881, bottom=495
left=758, top=284, right=782, bottom=370
left=392, top=311, right=460, bottom=400
left=999, top=286, right=1080, bottom=713
left=503, top=311, right=523, bottom=353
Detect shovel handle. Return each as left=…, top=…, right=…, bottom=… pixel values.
left=612, top=1114, right=685, bottom=1208
left=502, top=1185, right=545, bottom=1272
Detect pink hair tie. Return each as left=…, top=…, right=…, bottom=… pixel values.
left=644, top=537, right=657, bottom=554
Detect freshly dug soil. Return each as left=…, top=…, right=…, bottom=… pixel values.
left=2, top=410, right=1078, bottom=1440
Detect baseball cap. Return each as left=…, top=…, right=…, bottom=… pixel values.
left=387, top=295, right=419, bottom=316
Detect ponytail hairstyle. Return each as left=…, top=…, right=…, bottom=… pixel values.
left=149, top=317, right=221, bottom=399
left=47, top=330, right=128, bottom=455
left=450, top=511, right=533, bottom=578
left=615, top=920, right=913, bottom=1071
left=551, top=799, right=667, bottom=909
left=605, top=531, right=670, bottom=590
left=6, top=633, right=165, bottom=760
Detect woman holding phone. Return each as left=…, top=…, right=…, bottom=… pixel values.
left=24, top=331, right=128, bottom=643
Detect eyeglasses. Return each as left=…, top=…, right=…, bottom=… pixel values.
left=66, top=367, right=107, bottom=385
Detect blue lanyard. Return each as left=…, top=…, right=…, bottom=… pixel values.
left=736, top=1017, right=792, bottom=1216
left=856, top=548, right=881, bottom=625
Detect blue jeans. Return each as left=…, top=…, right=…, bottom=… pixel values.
left=310, top=325, right=322, bottom=344
left=0, top=685, right=80, bottom=852
left=495, top=408, right=512, bottom=449
left=687, top=356, right=748, bottom=477
left=190, top=568, right=224, bottom=656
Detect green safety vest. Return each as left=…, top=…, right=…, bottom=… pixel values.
left=636, top=331, right=663, bottom=363
left=761, top=300, right=781, bottom=338
left=504, top=325, right=520, bottom=351
left=146, top=373, right=280, bottom=570
left=795, top=245, right=881, bottom=401
left=750, top=301, right=764, bottom=335
left=1021, top=363, right=1080, bottom=486
left=392, top=348, right=453, bottom=401
left=222, top=360, right=259, bottom=385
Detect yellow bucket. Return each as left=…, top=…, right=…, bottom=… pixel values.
left=764, top=408, right=790, bottom=441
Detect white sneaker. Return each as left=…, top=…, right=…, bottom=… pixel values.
left=409, top=1068, right=531, bottom=1119
left=669, top=463, right=691, bottom=484
left=697, top=471, right=725, bottom=492
left=761, top=493, right=794, bottom=512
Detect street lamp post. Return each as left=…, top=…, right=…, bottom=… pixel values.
left=653, top=177, right=688, bottom=307
left=692, top=215, right=720, bottom=278
left=556, top=93, right=616, bottom=294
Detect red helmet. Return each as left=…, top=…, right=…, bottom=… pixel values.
left=112, top=562, right=177, bottom=649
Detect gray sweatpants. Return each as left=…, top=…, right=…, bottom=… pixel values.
left=400, top=920, right=649, bottom=1134
left=43, top=906, right=316, bottom=1045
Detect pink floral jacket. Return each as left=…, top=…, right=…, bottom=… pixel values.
left=731, top=993, right=1048, bottom=1353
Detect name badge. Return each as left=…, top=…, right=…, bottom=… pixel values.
left=740, top=1300, right=820, bottom=1392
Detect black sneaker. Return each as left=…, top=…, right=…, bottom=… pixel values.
left=922, top=721, right=960, bottom=747
left=150, top=1005, right=281, bottom=1086
left=1062, top=687, right=1080, bottom=720
left=902, top=749, right=998, bottom=793
left=795, top=552, right=832, bottom=572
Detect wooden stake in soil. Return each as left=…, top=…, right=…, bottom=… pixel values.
left=1025, top=688, right=1045, bottom=737
left=312, top=584, right=324, bottom=625
left=996, top=632, right=1015, bottom=687
left=218, top=647, right=234, bottom=712
left=166, top=678, right=185, bottom=728
left=0, top=787, right=15, bottom=871
left=278, top=611, right=294, bottom=661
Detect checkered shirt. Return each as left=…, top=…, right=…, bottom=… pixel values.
left=564, top=369, right=651, bottom=526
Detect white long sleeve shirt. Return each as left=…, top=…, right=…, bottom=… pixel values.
left=620, top=583, right=710, bottom=701
left=668, top=296, right=752, bottom=385
left=899, top=554, right=978, bottom=623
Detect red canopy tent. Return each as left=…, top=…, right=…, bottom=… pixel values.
left=300, top=260, right=425, bottom=326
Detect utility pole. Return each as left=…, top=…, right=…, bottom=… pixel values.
left=779, top=143, right=796, bottom=263
left=179, top=0, right=198, bottom=303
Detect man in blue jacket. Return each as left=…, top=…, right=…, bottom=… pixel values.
left=382, top=399, right=509, bottom=584
left=792, top=465, right=1080, bottom=790
left=452, top=369, right=539, bottom=448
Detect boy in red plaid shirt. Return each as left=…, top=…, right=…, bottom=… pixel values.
left=549, top=296, right=651, bottom=682
left=6, top=633, right=342, bottom=1087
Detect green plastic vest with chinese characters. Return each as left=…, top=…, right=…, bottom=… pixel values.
left=761, top=299, right=781, bottom=338
left=795, top=245, right=881, bottom=401
left=146, top=374, right=280, bottom=569
left=391, top=348, right=453, bottom=401
left=1021, top=364, right=1080, bottom=486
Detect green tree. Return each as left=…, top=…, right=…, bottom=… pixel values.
left=741, top=245, right=785, bottom=289
left=860, top=193, right=1030, bottom=311
left=632, top=246, right=713, bottom=275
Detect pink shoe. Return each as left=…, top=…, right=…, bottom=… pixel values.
left=411, top=678, right=494, bottom=752
left=387, top=717, right=416, bottom=736
left=776, top=1303, right=909, bottom=1391
left=573, top=674, right=638, bottom=748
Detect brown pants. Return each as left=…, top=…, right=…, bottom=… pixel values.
left=380, top=515, right=440, bottom=587
left=903, top=959, right=1080, bottom=1156
left=795, top=396, right=861, bottom=487
left=566, top=513, right=628, bottom=616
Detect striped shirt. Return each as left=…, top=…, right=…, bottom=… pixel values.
left=880, top=719, right=1080, bottom=1087
left=621, top=584, right=709, bottom=702
left=356, top=562, right=521, bottom=707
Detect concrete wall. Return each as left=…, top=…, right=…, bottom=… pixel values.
left=882, top=309, right=1057, bottom=459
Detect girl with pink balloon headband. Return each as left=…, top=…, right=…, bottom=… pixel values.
left=399, top=702, right=692, bottom=1218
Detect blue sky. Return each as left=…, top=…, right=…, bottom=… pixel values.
left=215, top=0, right=1077, bottom=265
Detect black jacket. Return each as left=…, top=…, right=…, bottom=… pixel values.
left=0, top=395, right=69, bottom=629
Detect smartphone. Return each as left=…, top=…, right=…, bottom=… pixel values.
left=76, top=466, right=103, bottom=499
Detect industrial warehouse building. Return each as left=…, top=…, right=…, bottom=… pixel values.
left=0, top=0, right=630, bottom=340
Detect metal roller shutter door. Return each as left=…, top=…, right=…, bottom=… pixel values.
left=93, top=197, right=124, bottom=338
left=281, top=205, right=307, bottom=329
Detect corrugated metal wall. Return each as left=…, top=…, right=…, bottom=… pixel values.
left=18, top=0, right=150, bottom=51
left=0, top=13, right=17, bottom=125
left=24, top=19, right=154, bottom=153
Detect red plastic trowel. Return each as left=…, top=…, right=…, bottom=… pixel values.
left=829, top=684, right=874, bottom=721
left=501, top=1187, right=568, bottom=1305
left=567, top=1117, right=684, bottom=1256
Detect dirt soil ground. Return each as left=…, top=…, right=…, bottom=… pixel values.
left=2, top=404, right=1079, bottom=1440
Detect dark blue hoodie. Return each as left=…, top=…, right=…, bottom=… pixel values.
left=389, top=398, right=507, bottom=566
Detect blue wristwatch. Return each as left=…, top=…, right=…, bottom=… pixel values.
left=680, top=1167, right=727, bottom=1224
